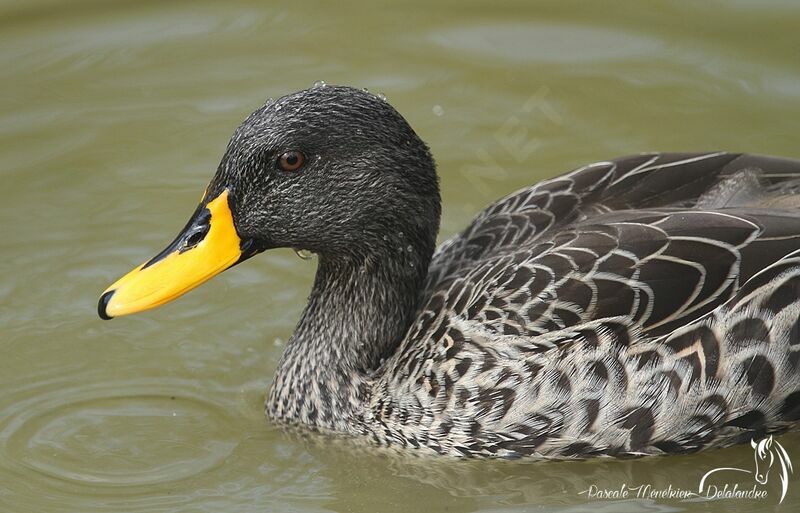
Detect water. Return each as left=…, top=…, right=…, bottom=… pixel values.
left=1, top=0, right=799, bottom=511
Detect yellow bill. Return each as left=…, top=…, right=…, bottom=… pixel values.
left=98, top=189, right=242, bottom=319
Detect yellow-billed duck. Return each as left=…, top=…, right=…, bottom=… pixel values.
left=99, top=85, right=800, bottom=458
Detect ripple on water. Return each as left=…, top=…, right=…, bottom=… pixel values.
left=0, top=378, right=238, bottom=488
left=430, top=22, right=663, bottom=63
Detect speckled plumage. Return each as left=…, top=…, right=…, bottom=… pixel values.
left=135, top=86, right=800, bottom=458
left=261, top=137, right=800, bottom=457
left=363, top=153, right=800, bottom=457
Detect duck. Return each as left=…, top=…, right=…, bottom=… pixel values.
left=98, top=85, right=800, bottom=458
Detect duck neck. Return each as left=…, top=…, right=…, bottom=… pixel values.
left=266, top=244, right=430, bottom=432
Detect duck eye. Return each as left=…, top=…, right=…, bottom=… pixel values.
left=278, top=151, right=305, bottom=172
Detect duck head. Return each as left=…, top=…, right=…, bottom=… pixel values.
left=99, top=85, right=440, bottom=319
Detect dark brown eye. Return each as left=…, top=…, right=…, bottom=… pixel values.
left=278, top=150, right=305, bottom=172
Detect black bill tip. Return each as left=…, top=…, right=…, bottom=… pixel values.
left=98, top=290, right=115, bottom=320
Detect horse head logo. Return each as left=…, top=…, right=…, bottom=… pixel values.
left=752, top=436, right=774, bottom=484
left=699, top=435, right=793, bottom=503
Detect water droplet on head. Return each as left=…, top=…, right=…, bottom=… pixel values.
left=376, top=92, right=387, bottom=101
left=293, top=248, right=313, bottom=260
left=312, top=80, right=327, bottom=89
left=406, top=245, right=413, bottom=252
left=409, top=261, right=415, bottom=268
left=382, top=234, right=390, bottom=242
left=432, top=104, right=444, bottom=117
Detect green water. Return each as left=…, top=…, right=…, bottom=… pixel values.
left=2, top=0, right=799, bottom=511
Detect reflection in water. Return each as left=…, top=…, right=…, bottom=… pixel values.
left=1, top=0, right=800, bottom=511
left=281, top=426, right=800, bottom=513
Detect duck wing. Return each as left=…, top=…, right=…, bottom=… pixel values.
left=427, top=152, right=800, bottom=288
left=422, top=152, right=800, bottom=337
left=415, top=208, right=800, bottom=344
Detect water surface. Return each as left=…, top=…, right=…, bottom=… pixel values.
left=1, top=0, right=799, bottom=511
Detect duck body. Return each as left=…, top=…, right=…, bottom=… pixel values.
left=101, top=87, right=800, bottom=458
left=360, top=153, right=800, bottom=457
